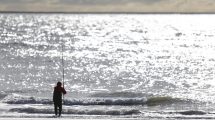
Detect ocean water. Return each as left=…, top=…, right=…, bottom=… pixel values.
left=0, top=13, right=215, bottom=119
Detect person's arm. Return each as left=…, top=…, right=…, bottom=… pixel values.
left=61, top=87, right=67, bottom=94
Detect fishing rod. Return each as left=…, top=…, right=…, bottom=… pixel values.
left=61, top=42, right=65, bottom=88
left=61, top=41, right=65, bottom=105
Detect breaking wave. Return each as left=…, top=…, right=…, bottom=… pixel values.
left=1, top=94, right=191, bottom=106
left=145, top=96, right=189, bottom=106
left=1, top=94, right=146, bottom=105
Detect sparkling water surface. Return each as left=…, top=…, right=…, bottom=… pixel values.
left=0, top=13, right=215, bottom=119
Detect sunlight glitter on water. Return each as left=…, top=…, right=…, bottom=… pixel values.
left=1, top=14, right=215, bottom=103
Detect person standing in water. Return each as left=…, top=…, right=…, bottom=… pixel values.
left=53, top=81, right=66, bottom=117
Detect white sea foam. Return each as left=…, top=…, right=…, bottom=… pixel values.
left=1, top=93, right=147, bottom=106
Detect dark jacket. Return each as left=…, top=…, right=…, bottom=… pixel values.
left=53, top=86, right=66, bottom=103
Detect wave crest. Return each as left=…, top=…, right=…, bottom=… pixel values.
left=145, top=96, right=188, bottom=106
left=1, top=94, right=191, bottom=106
left=2, top=94, right=146, bottom=105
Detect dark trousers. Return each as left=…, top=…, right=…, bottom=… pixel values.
left=54, top=102, right=62, bottom=116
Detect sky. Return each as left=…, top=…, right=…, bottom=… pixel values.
left=0, top=0, right=215, bottom=13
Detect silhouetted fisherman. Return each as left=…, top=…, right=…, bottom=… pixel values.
left=53, top=81, right=66, bottom=117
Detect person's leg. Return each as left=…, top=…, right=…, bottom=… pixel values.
left=54, top=103, right=58, bottom=116
left=58, top=103, right=62, bottom=117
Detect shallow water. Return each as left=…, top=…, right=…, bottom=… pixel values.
left=0, top=13, right=215, bottom=119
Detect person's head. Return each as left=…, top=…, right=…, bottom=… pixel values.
left=57, top=81, right=62, bottom=86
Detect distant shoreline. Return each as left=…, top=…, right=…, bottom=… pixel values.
left=0, top=11, right=215, bottom=14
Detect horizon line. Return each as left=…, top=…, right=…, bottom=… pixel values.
left=0, top=11, right=215, bottom=14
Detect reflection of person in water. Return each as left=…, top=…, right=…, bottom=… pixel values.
left=53, top=81, right=66, bottom=117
